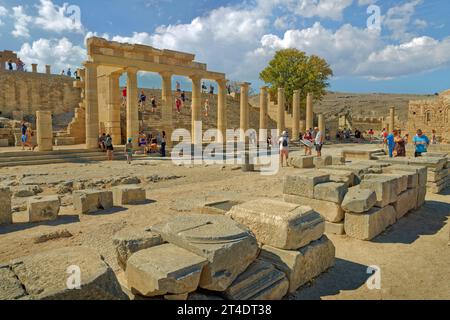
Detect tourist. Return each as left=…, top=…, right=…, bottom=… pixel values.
left=176, top=98, right=182, bottom=113
left=20, top=121, right=28, bottom=150
left=23, top=127, right=36, bottom=151
left=314, top=127, right=324, bottom=157
left=74, top=70, right=79, bottom=80
left=431, top=130, right=437, bottom=144
left=16, top=58, right=25, bottom=71
left=368, top=129, right=374, bottom=142
left=139, top=91, right=147, bottom=109
left=393, top=130, right=406, bottom=157
left=151, top=96, right=157, bottom=113
left=160, top=131, right=167, bottom=157
left=67, top=68, right=72, bottom=77
left=105, top=134, right=114, bottom=160
left=303, top=129, right=313, bottom=156
left=7, top=59, right=14, bottom=71
left=413, top=129, right=430, bottom=158
left=278, top=131, right=290, bottom=167
left=355, top=128, right=362, bottom=140
left=138, top=132, right=147, bottom=147
left=267, top=136, right=272, bottom=149
left=209, top=85, right=214, bottom=95
left=204, top=99, right=209, bottom=117
left=98, top=133, right=106, bottom=151
left=61, top=70, right=65, bottom=76
left=122, top=87, right=127, bottom=106
left=181, top=91, right=186, bottom=105
left=386, top=130, right=395, bottom=158
left=125, top=138, right=133, bottom=164
left=202, top=82, right=207, bottom=93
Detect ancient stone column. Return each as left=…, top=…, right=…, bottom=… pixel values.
left=36, top=111, right=53, bottom=151
left=190, top=75, right=202, bottom=145
left=277, top=88, right=285, bottom=137
left=239, top=82, right=250, bottom=143
left=217, top=78, right=227, bottom=143
left=292, top=90, right=300, bottom=140
left=107, top=72, right=122, bottom=145
left=126, top=68, right=139, bottom=147
left=259, top=86, right=268, bottom=141
left=31, top=64, right=38, bottom=73
left=45, top=65, right=51, bottom=75
left=389, top=106, right=395, bottom=132
left=84, top=62, right=99, bottom=149
left=299, top=120, right=306, bottom=134
left=318, top=113, right=325, bottom=133
left=160, top=71, right=173, bottom=145
left=306, top=92, right=314, bottom=131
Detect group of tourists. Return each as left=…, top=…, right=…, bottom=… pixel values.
left=382, top=128, right=434, bottom=158
left=7, top=58, right=25, bottom=71
left=299, top=127, right=325, bottom=157
left=20, top=121, right=37, bottom=151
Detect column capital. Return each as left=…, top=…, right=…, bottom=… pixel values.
left=159, top=71, right=173, bottom=78
left=278, top=87, right=285, bottom=92
left=126, top=67, right=139, bottom=74
left=260, top=86, right=268, bottom=91
left=189, top=74, right=203, bottom=81
left=216, top=78, right=227, bottom=86
left=293, top=89, right=300, bottom=94
left=83, top=61, right=98, bottom=69
left=239, top=82, right=251, bottom=88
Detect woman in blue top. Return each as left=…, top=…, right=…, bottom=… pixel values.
left=413, top=129, right=430, bottom=158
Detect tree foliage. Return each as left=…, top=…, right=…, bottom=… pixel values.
left=259, top=49, right=333, bottom=110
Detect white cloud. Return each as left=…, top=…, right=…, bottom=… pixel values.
left=11, top=6, right=32, bottom=38
left=18, top=37, right=86, bottom=72
left=414, top=19, right=427, bottom=29
left=286, top=0, right=354, bottom=21
left=34, top=0, right=84, bottom=33
left=383, top=0, right=423, bottom=41
left=0, top=6, right=7, bottom=27
left=357, top=0, right=378, bottom=6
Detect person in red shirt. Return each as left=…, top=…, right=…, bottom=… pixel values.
left=122, top=87, right=127, bottom=106
left=176, top=98, right=182, bottom=113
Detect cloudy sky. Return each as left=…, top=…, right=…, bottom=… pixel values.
left=0, top=0, right=449, bottom=93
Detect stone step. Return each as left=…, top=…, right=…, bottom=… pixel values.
left=0, top=148, right=101, bottom=158
left=0, top=154, right=126, bottom=167
left=0, top=151, right=106, bottom=163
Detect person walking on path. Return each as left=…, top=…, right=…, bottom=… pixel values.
left=413, top=129, right=430, bottom=158
left=176, top=98, right=182, bottom=114
left=387, top=130, right=395, bottom=158
left=105, top=134, right=114, bottom=160
left=393, top=130, right=406, bottom=157
left=314, top=127, right=324, bottom=157
left=139, top=91, right=147, bottom=110
left=160, top=131, right=167, bottom=158
left=151, top=96, right=157, bottom=113
left=20, top=121, right=28, bottom=150
left=278, top=131, right=290, bottom=167
left=125, top=138, right=133, bottom=164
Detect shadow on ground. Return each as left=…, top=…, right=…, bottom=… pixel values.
left=373, top=199, right=450, bottom=245
left=289, top=258, right=371, bottom=300
left=0, top=215, right=80, bottom=235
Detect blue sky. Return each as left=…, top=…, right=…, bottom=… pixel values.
left=0, top=0, right=449, bottom=94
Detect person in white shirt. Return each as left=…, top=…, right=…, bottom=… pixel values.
left=314, top=127, right=324, bottom=157
left=278, top=131, right=290, bottom=167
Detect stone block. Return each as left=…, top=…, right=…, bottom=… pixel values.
left=393, top=189, right=417, bottom=220
left=112, top=185, right=146, bottom=205
left=416, top=186, right=427, bottom=208
left=332, top=156, right=345, bottom=165
left=313, top=182, right=348, bottom=204
left=54, top=137, right=76, bottom=146
left=283, top=172, right=330, bottom=198
left=259, top=236, right=335, bottom=293
left=382, top=169, right=419, bottom=189
left=325, top=221, right=345, bottom=235
left=151, top=214, right=259, bottom=292
left=201, top=200, right=240, bottom=215
left=320, top=169, right=357, bottom=187
left=113, top=227, right=163, bottom=270
left=360, top=176, right=398, bottom=208
left=224, top=260, right=289, bottom=300
left=126, top=243, right=207, bottom=297
left=7, top=247, right=127, bottom=300
left=284, top=194, right=344, bottom=223
left=344, top=206, right=397, bottom=241
left=27, top=196, right=60, bottom=223
left=73, top=189, right=113, bottom=214
left=227, top=199, right=325, bottom=250
left=314, top=156, right=333, bottom=168
left=289, top=155, right=314, bottom=169
left=0, top=266, right=26, bottom=299
left=427, top=168, right=449, bottom=183
left=342, top=185, right=377, bottom=213
left=0, top=187, right=12, bottom=225
left=0, top=139, right=8, bottom=147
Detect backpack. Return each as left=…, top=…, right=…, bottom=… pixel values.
left=105, top=137, right=112, bottom=147
left=282, top=138, right=288, bottom=147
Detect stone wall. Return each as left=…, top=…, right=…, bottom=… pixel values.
left=0, top=69, right=81, bottom=122
left=406, top=90, right=450, bottom=143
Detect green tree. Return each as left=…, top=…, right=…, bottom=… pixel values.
left=259, top=49, right=333, bottom=112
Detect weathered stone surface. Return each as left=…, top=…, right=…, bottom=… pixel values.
left=341, top=186, right=377, bottom=213
left=380, top=174, right=408, bottom=195
left=360, top=176, right=397, bottom=208
left=319, top=169, right=357, bottom=187
left=164, top=293, right=189, bottom=300
left=224, top=260, right=289, bottom=300
left=33, top=229, right=73, bottom=244
left=227, top=199, right=325, bottom=250
left=113, top=226, right=163, bottom=270
left=345, top=206, right=397, bottom=241
left=8, top=247, right=127, bottom=300
left=382, top=169, right=419, bottom=189
left=126, top=244, right=207, bottom=297
left=13, top=185, right=43, bottom=198
left=0, top=187, right=12, bottom=225
left=0, top=266, right=26, bottom=300
left=112, top=185, right=146, bottom=205
left=259, top=236, right=335, bottom=293
left=393, top=189, right=417, bottom=220
left=201, top=200, right=240, bottom=215
left=284, top=194, right=344, bottom=223
left=416, top=186, right=427, bottom=208
left=313, top=182, right=348, bottom=204
left=427, top=168, right=448, bottom=183
left=73, top=189, right=113, bottom=214
left=27, top=196, right=60, bottom=223
left=314, top=156, right=332, bottom=168
left=326, top=164, right=372, bottom=180
left=151, top=214, right=259, bottom=292
left=120, top=176, right=141, bottom=185
left=332, top=156, right=345, bottom=165
left=325, top=221, right=345, bottom=235
left=386, top=165, right=428, bottom=187
left=283, top=172, right=330, bottom=198
left=342, top=148, right=384, bottom=161
left=289, top=155, right=314, bottom=169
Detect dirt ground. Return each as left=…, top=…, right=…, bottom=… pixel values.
left=0, top=144, right=449, bottom=300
